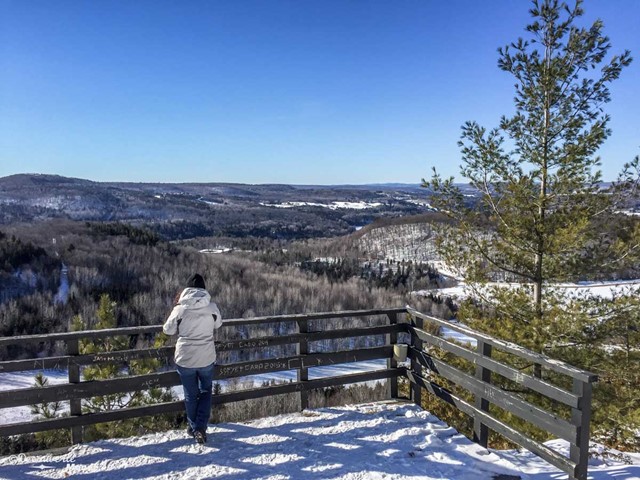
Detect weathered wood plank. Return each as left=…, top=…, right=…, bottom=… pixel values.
left=0, top=357, right=71, bottom=373
left=0, top=369, right=401, bottom=436
left=216, top=346, right=392, bottom=379
left=410, top=315, right=424, bottom=407
left=301, top=367, right=403, bottom=391
left=0, top=308, right=406, bottom=346
left=474, top=340, right=492, bottom=447
left=405, top=369, right=576, bottom=476
left=0, top=325, right=403, bottom=374
left=570, top=379, right=593, bottom=480
left=408, top=347, right=577, bottom=442
left=215, top=324, right=402, bottom=352
left=407, top=324, right=580, bottom=408
left=0, top=347, right=175, bottom=373
left=215, top=357, right=294, bottom=380
left=406, top=306, right=597, bottom=383
left=303, top=346, right=393, bottom=368
left=386, top=313, right=399, bottom=399
left=220, top=308, right=406, bottom=327
left=67, top=338, right=82, bottom=445
left=0, top=401, right=186, bottom=436
left=0, top=371, right=181, bottom=408
left=297, top=319, right=309, bottom=410
left=0, top=346, right=392, bottom=408
left=0, top=326, right=164, bottom=346
left=216, top=367, right=401, bottom=404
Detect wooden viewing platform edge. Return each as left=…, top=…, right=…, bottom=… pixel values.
left=0, top=306, right=597, bottom=480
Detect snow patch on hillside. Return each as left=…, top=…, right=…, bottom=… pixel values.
left=405, top=199, right=438, bottom=210
left=260, top=201, right=382, bottom=210
left=199, top=248, right=233, bottom=254
left=616, top=210, right=640, bottom=216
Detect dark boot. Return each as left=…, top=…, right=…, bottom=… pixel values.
left=194, top=429, right=207, bottom=444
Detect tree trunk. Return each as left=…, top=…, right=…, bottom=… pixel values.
left=534, top=23, right=553, bottom=324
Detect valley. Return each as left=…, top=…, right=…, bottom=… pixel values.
left=0, top=174, right=456, bottom=240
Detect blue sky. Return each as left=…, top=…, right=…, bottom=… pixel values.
left=1, top=0, right=638, bottom=184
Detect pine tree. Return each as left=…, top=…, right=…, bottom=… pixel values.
left=31, top=372, right=64, bottom=419
left=30, top=372, right=71, bottom=448
left=424, top=0, right=637, bottom=347
left=423, top=0, right=640, bottom=448
left=73, top=294, right=176, bottom=441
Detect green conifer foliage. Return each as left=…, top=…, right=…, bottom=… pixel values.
left=423, top=0, right=640, bottom=448
left=74, top=294, right=176, bottom=441
left=30, top=372, right=70, bottom=448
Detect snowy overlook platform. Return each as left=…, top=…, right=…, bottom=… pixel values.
left=2, top=401, right=639, bottom=480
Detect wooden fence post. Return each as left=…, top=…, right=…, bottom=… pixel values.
left=410, top=314, right=423, bottom=407
left=473, top=340, right=492, bottom=447
left=570, top=378, right=593, bottom=480
left=297, top=319, right=309, bottom=410
left=534, top=363, right=542, bottom=379
left=67, top=338, right=83, bottom=444
left=386, top=313, right=398, bottom=399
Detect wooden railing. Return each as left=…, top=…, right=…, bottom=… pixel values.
left=0, top=306, right=597, bottom=480
left=404, top=307, right=597, bottom=480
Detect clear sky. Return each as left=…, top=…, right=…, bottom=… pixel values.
left=1, top=0, right=638, bottom=184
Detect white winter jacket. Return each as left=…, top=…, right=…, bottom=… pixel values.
left=163, top=288, right=223, bottom=368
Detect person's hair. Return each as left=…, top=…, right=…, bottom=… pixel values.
left=186, top=273, right=206, bottom=289
left=173, top=290, right=182, bottom=305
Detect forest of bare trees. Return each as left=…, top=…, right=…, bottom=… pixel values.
left=0, top=219, right=451, bottom=361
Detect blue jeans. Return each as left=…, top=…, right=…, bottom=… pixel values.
left=176, top=363, right=215, bottom=433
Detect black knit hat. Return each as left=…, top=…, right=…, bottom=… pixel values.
left=186, top=273, right=206, bottom=289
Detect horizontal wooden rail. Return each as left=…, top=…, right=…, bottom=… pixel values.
left=0, top=368, right=401, bottom=437
left=0, top=347, right=175, bottom=374
left=219, top=308, right=406, bottom=327
left=405, top=307, right=597, bottom=480
left=0, top=371, right=180, bottom=409
left=408, top=347, right=577, bottom=442
left=0, top=346, right=392, bottom=408
left=406, top=324, right=580, bottom=408
left=405, top=369, right=576, bottom=477
left=217, top=346, right=392, bottom=379
left=0, top=325, right=402, bottom=374
left=0, top=325, right=163, bottom=347
left=0, top=308, right=406, bottom=346
left=216, top=324, right=402, bottom=352
left=216, top=367, right=400, bottom=404
left=406, top=306, right=597, bottom=383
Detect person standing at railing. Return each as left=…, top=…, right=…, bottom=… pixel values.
left=163, top=273, right=222, bottom=445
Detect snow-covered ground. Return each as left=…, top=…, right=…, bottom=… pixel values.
left=419, top=279, right=640, bottom=302
left=2, top=402, right=639, bottom=480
